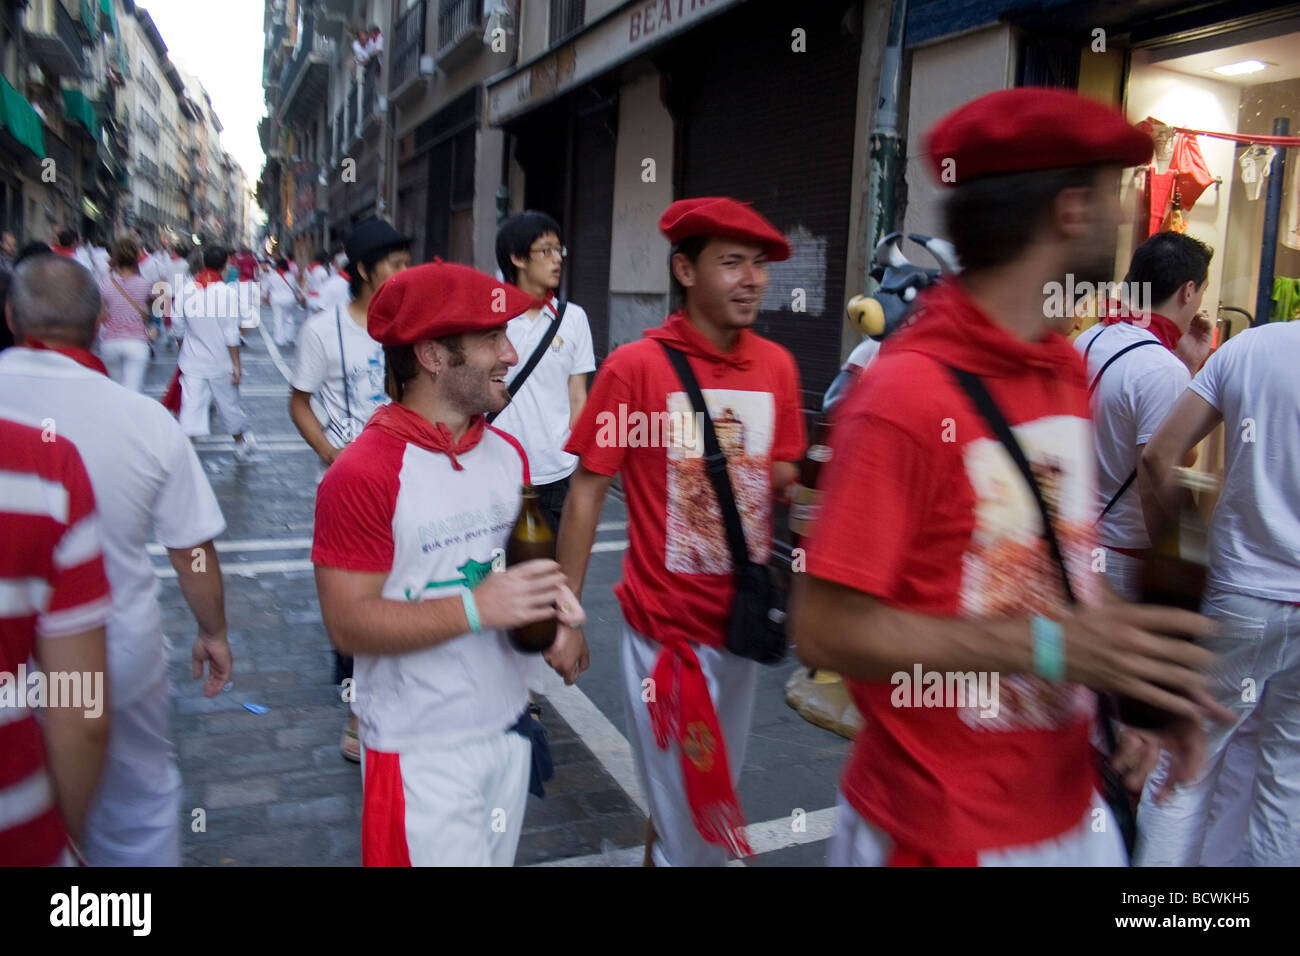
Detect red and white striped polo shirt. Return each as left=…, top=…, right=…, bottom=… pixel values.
left=311, top=403, right=536, bottom=753
left=0, top=417, right=111, bottom=865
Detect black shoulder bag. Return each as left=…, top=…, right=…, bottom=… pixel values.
left=1084, top=325, right=1163, bottom=522
left=946, top=364, right=1138, bottom=859
left=486, top=297, right=567, bottom=425
left=659, top=342, right=787, bottom=664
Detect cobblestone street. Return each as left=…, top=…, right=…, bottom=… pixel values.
left=147, top=326, right=850, bottom=866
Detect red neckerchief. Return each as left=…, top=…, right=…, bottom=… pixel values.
left=194, top=269, right=222, bottom=289
left=51, top=244, right=76, bottom=258
left=367, top=402, right=485, bottom=471
left=1102, top=307, right=1182, bottom=352
left=24, top=340, right=108, bottom=376
left=647, top=641, right=752, bottom=858
left=337, top=270, right=351, bottom=282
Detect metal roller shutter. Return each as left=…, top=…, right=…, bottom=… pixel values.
left=667, top=0, right=861, bottom=408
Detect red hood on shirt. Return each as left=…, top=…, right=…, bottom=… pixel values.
left=642, top=310, right=756, bottom=371
left=366, top=401, right=485, bottom=471
left=883, top=278, right=1089, bottom=387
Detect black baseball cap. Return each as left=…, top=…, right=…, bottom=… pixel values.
left=344, top=217, right=411, bottom=266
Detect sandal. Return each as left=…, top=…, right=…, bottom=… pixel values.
left=340, top=720, right=361, bottom=763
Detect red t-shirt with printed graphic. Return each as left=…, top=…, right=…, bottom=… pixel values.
left=806, top=281, right=1102, bottom=856
left=565, top=312, right=805, bottom=648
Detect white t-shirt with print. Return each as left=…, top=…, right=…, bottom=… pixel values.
left=1189, top=321, right=1300, bottom=601
left=291, top=304, right=389, bottom=448
left=1075, top=322, right=1189, bottom=549
left=493, top=300, right=596, bottom=485
left=0, top=348, right=226, bottom=708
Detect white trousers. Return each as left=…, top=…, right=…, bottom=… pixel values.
left=619, top=622, right=759, bottom=867
left=178, top=373, right=247, bottom=437
left=100, top=338, right=151, bottom=393
left=270, top=300, right=298, bottom=346
left=1134, top=586, right=1300, bottom=866
left=828, top=789, right=1126, bottom=866
left=362, top=729, right=531, bottom=867
left=81, top=675, right=181, bottom=866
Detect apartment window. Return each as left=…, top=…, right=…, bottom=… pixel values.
left=549, top=0, right=584, bottom=46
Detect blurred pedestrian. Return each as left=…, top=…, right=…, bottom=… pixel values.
left=492, top=211, right=596, bottom=531
left=558, top=197, right=806, bottom=865
left=1075, top=232, right=1216, bottom=598
left=174, top=246, right=256, bottom=458
left=1, top=253, right=232, bottom=865
left=97, top=237, right=158, bottom=393
left=1134, top=318, right=1300, bottom=866
left=791, top=88, right=1231, bottom=866
left=264, top=256, right=304, bottom=347
left=312, top=262, right=583, bottom=865
left=0, top=415, right=111, bottom=866
left=289, top=218, right=409, bottom=762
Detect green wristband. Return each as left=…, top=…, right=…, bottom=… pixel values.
left=461, top=590, right=483, bottom=633
left=1031, top=615, right=1066, bottom=683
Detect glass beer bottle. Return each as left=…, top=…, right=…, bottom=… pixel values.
left=788, top=416, right=833, bottom=544
left=1117, top=467, right=1214, bottom=729
left=505, top=484, right=558, bottom=653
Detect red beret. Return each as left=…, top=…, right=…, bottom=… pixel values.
left=366, top=261, right=541, bottom=346
left=924, top=87, right=1153, bottom=186
left=659, top=197, right=791, bottom=261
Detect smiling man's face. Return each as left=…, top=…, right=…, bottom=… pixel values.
left=674, top=238, right=770, bottom=331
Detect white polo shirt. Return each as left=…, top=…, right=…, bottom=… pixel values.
left=493, top=299, right=596, bottom=485
left=312, top=405, right=535, bottom=752
left=174, top=280, right=242, bottom=378
left=0, top=348, right=226, bottom=708
left=1189, top=321, right=1300, bottom=601
left=1075, top=321, right=1189, bottom=549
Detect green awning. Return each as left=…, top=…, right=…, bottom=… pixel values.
left=0, top=74, right=45, bottom=158
left=63, top=87, right=100, bottom=138
left=101, top=0, right=118, bottom=35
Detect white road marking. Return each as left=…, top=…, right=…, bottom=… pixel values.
left=195, top=433, right=303, bottom=444
left=147, top=537, right=312, bottom=556
left=591, top=540, right=628, bottom=553
left=256, top=322, right=294, bottom=382
left=534, top=666, right=648, bottom=816
left=155, top=558, right=314, bottom=579
left=533, top=807, right=836, bottom=867
left=194, top=442, right=314, bottom=453
left=595, top=521, right=626, bottom=532
left=145, top=384, right=289, bottom=398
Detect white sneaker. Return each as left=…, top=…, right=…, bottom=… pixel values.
left=234, top=432, right=257, bottom=461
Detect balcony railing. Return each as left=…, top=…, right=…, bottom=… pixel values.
left=280, top=20, right=335, bottom=119
left=24, top=0, right=87, bottom=77
left=549, top=0, right=585, bottom=46
left=437, top=0, right=481, bottom=54
left=390, top=0, right=427, bottom=93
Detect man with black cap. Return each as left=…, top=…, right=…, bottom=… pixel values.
left=557, top=197, right=806, bottom=866
left=791, top=88, right=1233, bottom=865
left=311, top=261, right=585, bottom=866
left=291, top=217, right=411, bottom=762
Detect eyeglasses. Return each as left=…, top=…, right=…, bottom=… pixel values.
left=529, top=245, right=567, bottom=261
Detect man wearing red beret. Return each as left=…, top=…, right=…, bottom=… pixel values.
left=558, top=197, right=806, bottom=865
left=310, top=262, right=585, bottom=866
left=792, top=87, right=1232, bottom=865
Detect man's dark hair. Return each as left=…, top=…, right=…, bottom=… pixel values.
left=56, top=229, right=78, bottom=247
left=668, top=235, right=710, bottom=303
left=348, top=241, right=409, bottom=299
left=1122, top=232, right=1213, bottom=305
left=172, top=242, right=190, bottom=258
left=274, top=257, right=289, bottom=271
left=313, top=249, right=331, bottom=266
left=202, top=246, right=228, bottom=272
left=383, top=336, right=466, bottom=401
left=942, top=166, right=1102, bottom=273
left=495, top=210, right=562, bottom=284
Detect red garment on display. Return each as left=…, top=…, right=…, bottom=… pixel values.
left=23, top=340, right=108, bottom=376
left=1170, top=132, right=1215, bottom=211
